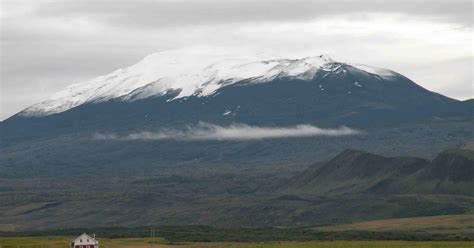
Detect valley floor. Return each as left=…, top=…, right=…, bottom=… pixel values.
left=318, top=215, right=474, bottom=234
left=1, top=237, right=473, bottom=248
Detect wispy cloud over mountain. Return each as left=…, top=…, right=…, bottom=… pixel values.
left=94, top=122, right=360, bottom=141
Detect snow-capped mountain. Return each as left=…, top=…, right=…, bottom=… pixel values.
left=20, top=50, right=397, bottom=117
left=2, top=50, right=473, bottom=177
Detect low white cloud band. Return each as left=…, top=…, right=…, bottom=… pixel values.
left=94, top=122, right=360, bottom=141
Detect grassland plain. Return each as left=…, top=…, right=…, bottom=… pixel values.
left=1, top=237, right=474, bottom=248
left=319, top=215, right=474, bottom=234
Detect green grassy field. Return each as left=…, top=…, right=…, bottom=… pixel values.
left=319, top=215, right=474, bottom=234
left=1, top=237, right=474, bottom=248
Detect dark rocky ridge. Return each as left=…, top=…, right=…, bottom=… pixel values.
left=288, top=149, right=474, bottom=196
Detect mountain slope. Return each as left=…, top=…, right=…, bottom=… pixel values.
left=400, top=149, right=474, bottom=195
left=288, top=149, right=429, bottom=195
left=18, top=52, right=339, bottom=117
left=288, top=149, right=474, bottom=196
left=2, top=53, right=470, bottom=141
left=0, top=52, right=472, bottom=177
left=429, top=149, right=474, bottom=182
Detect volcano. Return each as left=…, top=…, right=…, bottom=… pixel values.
left=0, top=50, right=472, bottom=177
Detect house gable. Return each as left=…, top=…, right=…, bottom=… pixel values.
left=72, top=233, right=98, bottom=246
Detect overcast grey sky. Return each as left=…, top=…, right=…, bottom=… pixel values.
left=1, top=0, right=473, bottom=120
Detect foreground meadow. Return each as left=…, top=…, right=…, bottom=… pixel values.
left=1, top=237, right=473, bottom=248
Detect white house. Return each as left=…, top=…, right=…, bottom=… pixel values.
left=70, top=233, right=99, bottom=248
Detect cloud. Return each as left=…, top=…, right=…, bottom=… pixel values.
left=94, top=122, right=360, bottom=141
left=30, top=0, right=474, bottom=28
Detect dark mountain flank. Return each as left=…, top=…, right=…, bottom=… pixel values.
left=286, top=149, right=426, bottom=195
left=429, top=149, right=474, bottom=182
left=287, top=149, right=474, bottom=196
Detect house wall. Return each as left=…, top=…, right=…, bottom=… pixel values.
left=73, top=245, right=97, bottom=248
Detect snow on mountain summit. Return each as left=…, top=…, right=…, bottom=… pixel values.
left=20, top=49, right=396, bottom=117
